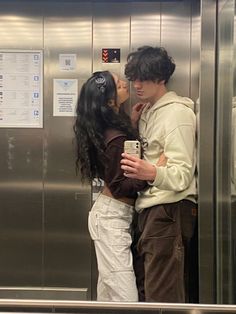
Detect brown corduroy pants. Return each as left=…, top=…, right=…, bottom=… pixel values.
left=131, top=200, right=198, bottom=303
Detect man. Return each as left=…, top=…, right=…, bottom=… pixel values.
left=121, top=46, right=197, bottom=303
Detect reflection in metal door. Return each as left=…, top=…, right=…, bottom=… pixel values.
left=0, top=0, right=200, bottom=301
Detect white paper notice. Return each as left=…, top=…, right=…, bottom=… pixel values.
left=59, top=54, right=76, bottom=72
left=0, top=50, right=43, bottom=128
left=53, top=79, right=78, bottom=116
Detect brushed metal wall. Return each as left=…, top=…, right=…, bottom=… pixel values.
left=216, top=0, right=234, bottom=304
left=0, top=0, right=200, bottom=301
left=0, top=0, right=45, bottom=287
left=198, top=0, right=235, bottom=304
left=198, top=0, right=217, bottom=303
left=0, top=0, right=93, bottom=299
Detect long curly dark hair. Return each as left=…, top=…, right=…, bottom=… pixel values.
left=74, top=71, right=140, bottom=181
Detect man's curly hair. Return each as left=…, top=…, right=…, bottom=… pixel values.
left=125, top=46, right=175, bottom=84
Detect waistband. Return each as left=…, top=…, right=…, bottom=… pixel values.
left=102, top=186, right=135, bottom=206
left=94, top=193, right=134, bottom=214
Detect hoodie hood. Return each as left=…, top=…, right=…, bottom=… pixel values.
left=144, top=91, right=195, bottom=113
left=233, top=96, right=236, bottom=108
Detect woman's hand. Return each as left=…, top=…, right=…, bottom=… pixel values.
left=121, top=153, right=156, bottom=181
left=131, top=103, right=147, bottom=128
left=157, top=153, right=167, bottom=167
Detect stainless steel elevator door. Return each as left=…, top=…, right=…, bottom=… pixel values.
left=0, top=0, right=200, bottom=301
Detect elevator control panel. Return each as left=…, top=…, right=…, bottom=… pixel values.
left=102, top=48, right=120, bottom=63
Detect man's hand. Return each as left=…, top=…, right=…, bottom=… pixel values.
left=121, top=153, right=157, bottom=181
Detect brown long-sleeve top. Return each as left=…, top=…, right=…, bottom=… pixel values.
left=103, top=129, right=147, bottom=199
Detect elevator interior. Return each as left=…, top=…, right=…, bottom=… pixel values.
left=0, top=0, right=235, bottom=306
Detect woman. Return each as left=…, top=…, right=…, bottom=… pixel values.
left=74, top=71, right=147, bottom=302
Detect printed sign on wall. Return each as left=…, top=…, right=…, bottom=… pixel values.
left=53, top=79, right=78, bottom=117
left=0, top=50, right=43, bottom=128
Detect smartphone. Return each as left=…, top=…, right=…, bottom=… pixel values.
left=124, top=140, right=141, bottom=158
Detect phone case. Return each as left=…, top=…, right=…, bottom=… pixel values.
left=124, top=140, right=141, bottom=158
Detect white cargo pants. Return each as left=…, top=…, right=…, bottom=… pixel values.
left=88, top=193, right=138, bottom=302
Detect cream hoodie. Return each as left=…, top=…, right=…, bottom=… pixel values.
left=136, top=91, right=197, bottom=212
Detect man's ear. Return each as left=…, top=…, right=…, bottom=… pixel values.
left=158, top=80, right=165, bottom=85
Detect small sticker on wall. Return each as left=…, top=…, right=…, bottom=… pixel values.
left=59, top=54, right=76, bottom=71
left=102, top=48, right=120, bottom=63
left=92, top=178, right=104, bottom=202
